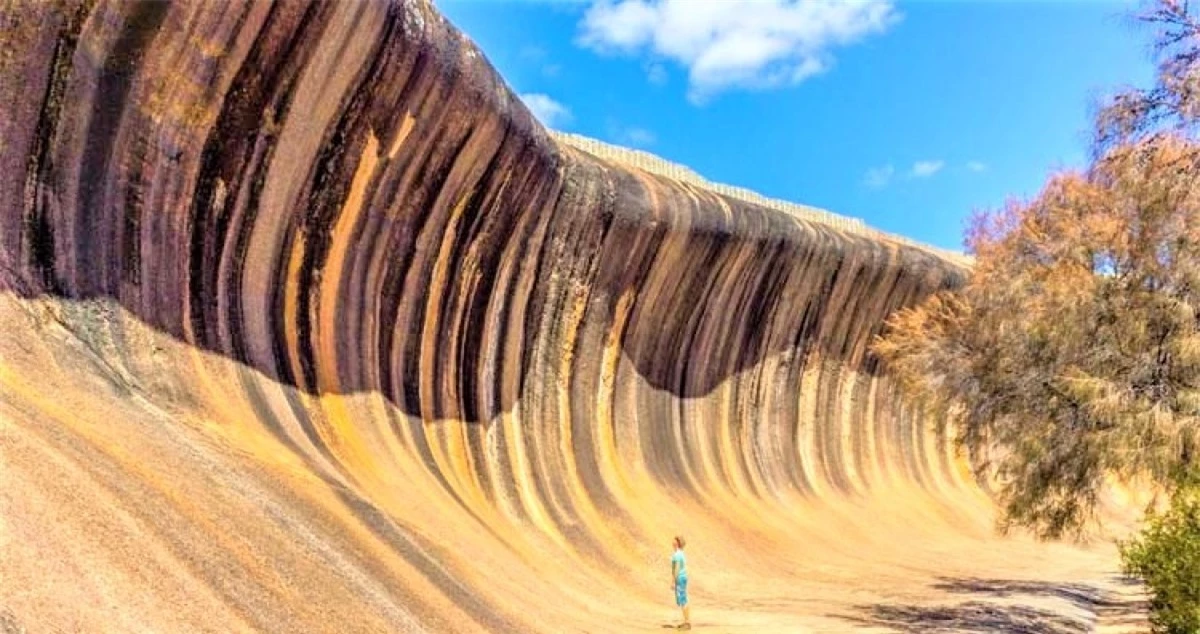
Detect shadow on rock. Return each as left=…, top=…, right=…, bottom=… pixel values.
left=0, top=609, right=24, bottom=634
left=838, top=575, right=1148, bottom=633
left=843, top=601, right=1088, bottom=634
left=933, top=576, right=1149, bottom=618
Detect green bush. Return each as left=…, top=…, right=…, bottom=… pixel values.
left=1120, top=488, right=1200, bottom=634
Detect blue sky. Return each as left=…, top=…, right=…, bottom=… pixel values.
left=436, top=0, right=1156, bottom=251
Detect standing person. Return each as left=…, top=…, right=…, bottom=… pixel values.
left=671, top=535, right=690, bottom=629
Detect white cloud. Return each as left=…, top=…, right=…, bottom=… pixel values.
left=910, top=160, right=944, bottom=178
left=520, top=93, right=572, bottom=128
left=646, top=62, right=668, bottom=85
left=604, top=119, right=657, bottom=147
left=577, top=0, right=899, bottom=102
left=864, top=164, right=894, bottom=188
left=621, top=127, right=657, bottom=146
left=867, top=159, right=947, bottom=187
left=966, top=160, right=988, bottom=173
left=520, top=45, right=547, bottom=61
left=520, top=46, right=565, bottom=78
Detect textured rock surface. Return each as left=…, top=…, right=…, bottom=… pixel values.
left=0, top=1, right=1145, bottom=632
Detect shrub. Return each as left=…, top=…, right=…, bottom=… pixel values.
left=1120, top=486, right=1200, bottom=634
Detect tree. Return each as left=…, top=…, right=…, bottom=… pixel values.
left=875, top=3, right=1200, bottom=629
left=872, top=0, right=1200, bottom=541
left=1094, top=0, right=1200, bottom=152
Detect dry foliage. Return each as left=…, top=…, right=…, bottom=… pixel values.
left=874, top=0, right=1200, bottom=539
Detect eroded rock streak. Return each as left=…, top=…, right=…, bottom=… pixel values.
left=0, top=2, right=1135, bottom=632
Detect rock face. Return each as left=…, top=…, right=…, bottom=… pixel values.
left=0, top=1, right=1140, bottom=633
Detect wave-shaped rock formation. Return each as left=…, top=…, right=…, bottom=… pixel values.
left=0, top=1, right=1145, bottom=632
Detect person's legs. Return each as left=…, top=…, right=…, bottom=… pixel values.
left=676, top=576, right=690, bottom=628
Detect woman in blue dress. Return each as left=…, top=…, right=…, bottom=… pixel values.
left=670, top=535, right=690, bottom=629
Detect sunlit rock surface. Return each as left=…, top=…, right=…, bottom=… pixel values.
left=0, top=1, right=1145, bottom=631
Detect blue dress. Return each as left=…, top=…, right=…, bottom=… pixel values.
left=672, top=549, right=688, bottom=606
